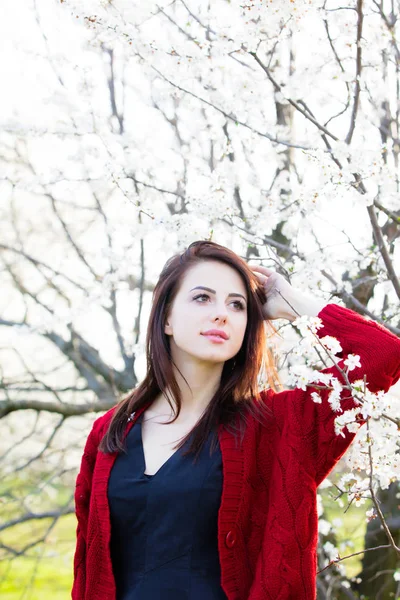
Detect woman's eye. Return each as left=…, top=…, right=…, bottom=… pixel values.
left=193, top=293, right=209, bottom=302
left=193, top=294, right=245, bottom=311
left=233, top=301, right=245, bottom=311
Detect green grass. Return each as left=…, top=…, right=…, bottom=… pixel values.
left=0, top=484, right=370, bottom=598
left=321, top=487, right=372, bottom=580
left=0, top=510, right=76, bottom=599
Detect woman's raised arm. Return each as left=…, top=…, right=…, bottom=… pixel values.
left=249, top=265, right=400, bottom=485
left=270, top=303, right=400, bottom=486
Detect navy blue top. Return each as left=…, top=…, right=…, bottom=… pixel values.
left=108, top=412, right=227, bottom=600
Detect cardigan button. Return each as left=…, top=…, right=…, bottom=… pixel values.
left=225, top=529, right=237, bottom=548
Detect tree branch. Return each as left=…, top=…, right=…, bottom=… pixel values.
left=320, top=269, right=400, bottom=335
left=0, top=244, right=87, bottom=292
left=0, top=508, right=75, bottom=533
left=145, top=59, right=312, bottom=150
left=345, top=0, right=363, bottom=144
left=374, top=200, right=400, bottom=224
left=0, top=398, right=115, bottom=419
left=367, top=205, right=400, bottom=299
left=249, top=52, right=339, bottom=141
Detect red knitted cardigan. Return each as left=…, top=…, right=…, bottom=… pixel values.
left=72, top=304, right=400, bottom=600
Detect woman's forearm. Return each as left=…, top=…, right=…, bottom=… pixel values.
left=281, top=292, right=328, bottom=322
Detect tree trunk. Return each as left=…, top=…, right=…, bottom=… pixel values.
left=355, top=482, right=400, bottom=600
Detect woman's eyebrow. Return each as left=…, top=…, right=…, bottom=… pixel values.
left=189, top=286, right=247, bottom=302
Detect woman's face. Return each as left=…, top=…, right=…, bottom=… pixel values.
left=164, top=260, right=248, bottom=366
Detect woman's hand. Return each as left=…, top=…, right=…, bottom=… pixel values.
left=248, top=264, right=327, bottom=321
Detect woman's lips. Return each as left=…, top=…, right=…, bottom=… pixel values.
left=202, top=334, right=226, bottom=343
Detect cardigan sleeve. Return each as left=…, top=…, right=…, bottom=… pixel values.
left=71, top=419, right=100, bottom=600
left=275, top=304, right=400, bottom=487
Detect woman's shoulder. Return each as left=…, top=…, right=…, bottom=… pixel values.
left=242, top=388, right=279, bottom=427
left=252, top=386, right=302, bottom=431
left=90, top=404, right=119, bottom=439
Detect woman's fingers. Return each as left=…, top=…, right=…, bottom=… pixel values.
left=249, top=267, right=281, bottom=297
left=248, top=264, right=274, bottom=276
left=249, top=265, right=275, bottom=286
left=252, top=271, right=269, bottom=283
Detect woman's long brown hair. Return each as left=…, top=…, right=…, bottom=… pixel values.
left=99, top=240, right=282, bottom=458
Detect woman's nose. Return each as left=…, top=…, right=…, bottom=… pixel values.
left=212, top=309, right=227, bottom=323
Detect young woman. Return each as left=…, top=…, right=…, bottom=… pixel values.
left=72, top=240, right=400, bottom=600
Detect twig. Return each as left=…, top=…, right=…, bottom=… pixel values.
left=317, top=544, right=392, bottom=574
left=366, top=417, right=400, bottom=555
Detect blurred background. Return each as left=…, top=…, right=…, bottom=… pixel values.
left=0, top=1, right=399, bottom=598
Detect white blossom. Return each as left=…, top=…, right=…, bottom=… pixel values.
left=319, top=335, right=343, bottom=356
left=334, top=408, right=362, bottom=437
left=365, top=508, right=377, bottom=523
left=311, top=392, right=322, bottom=404
left=318, top=519, right=331, bottom=536
left=360, top=389, right=389, bottom=420
left=344, top=354, right=361, bottom=371
left=327, top=378, right=344, bottom=413
left=323, top=541, right=339, bottom=562
left=292, top=315, right=324, bottom=337
left=288, top=364, right=329, bottom=391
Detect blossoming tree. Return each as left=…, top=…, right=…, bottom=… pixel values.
left=0, top=0, right=399, bottom=597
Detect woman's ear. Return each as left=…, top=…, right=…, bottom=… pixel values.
left=164, top=318, right=172, bottom=336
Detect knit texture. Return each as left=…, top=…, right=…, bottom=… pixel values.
left=72, top=304, right=400, bottom=600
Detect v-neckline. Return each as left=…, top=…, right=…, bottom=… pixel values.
left=138, top=413, right=185, bottom=479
